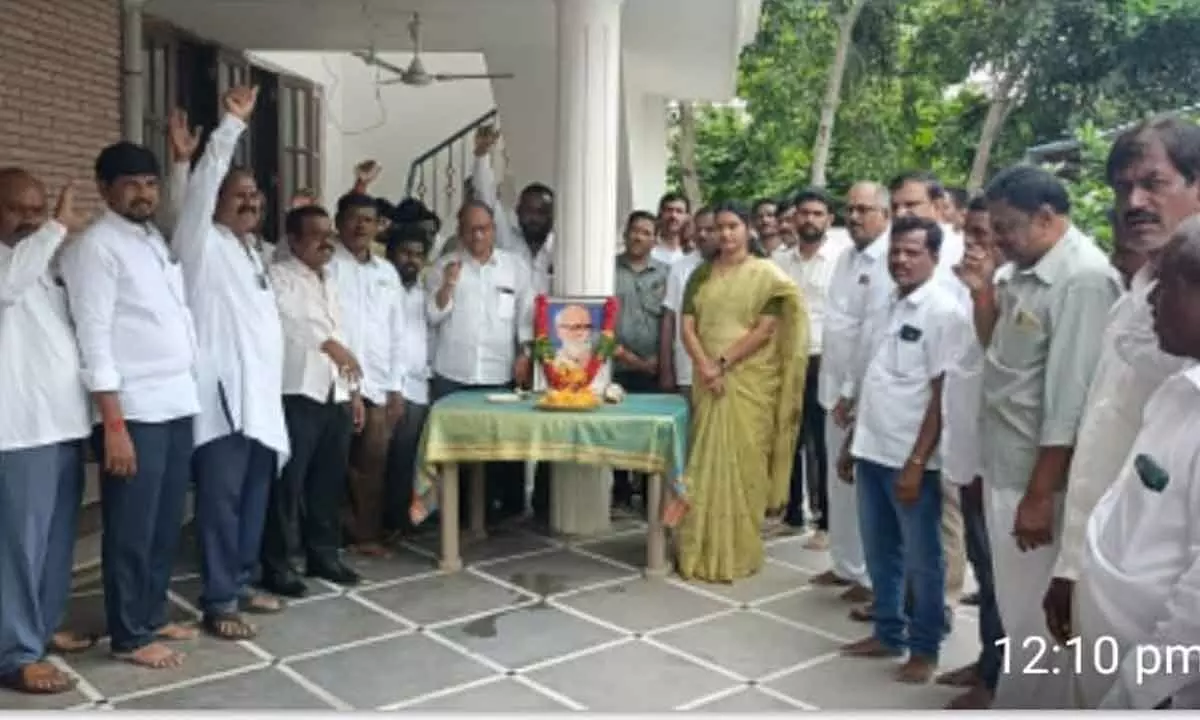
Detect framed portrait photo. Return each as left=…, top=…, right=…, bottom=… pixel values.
left=532, top=295, right=618, bottom=393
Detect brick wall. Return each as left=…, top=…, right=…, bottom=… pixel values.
left=0, top=0, right=122, bottom=213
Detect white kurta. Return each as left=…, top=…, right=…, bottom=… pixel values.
left=1078, top=366, right=1200, bottom=709
left=173, top=114, right=289, bottom=463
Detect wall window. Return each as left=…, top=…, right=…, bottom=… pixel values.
left=278, top=80, right=321, bottom=206
left=141, top=31, right=177, bottom=169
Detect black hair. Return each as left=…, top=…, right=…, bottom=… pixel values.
left=285, top=205, right=329, bottom=237
left=947, top=186, right=969, bottom=210
left=658, top=191, right=690, bottom=213
left=385, top=223, right=431, bottom=258
left=457, top=198, right=495, bottom=226
left=219, top=166, right=256, bottom=195
left=335, top=192, right=379, bottom=224
left=888, top=170, right=945, bottom=201
left=1106, top=116, right=1200, bottom=186
left=792, top=187, right=835, bottom=213
left=519, top=182, right=554, bottom=202
left=94, top=141, right=160, bottom=184
left=751, top=197, right=778, bottom=214
left=624, top=210, right=657, bottom=233
left=891, top=215, right=943, bottom=255
left=711, top=201, right=751, bottom=227
left=966, top=194, right=988, bottom=213
left=984, top=165, right=1071, bottom=216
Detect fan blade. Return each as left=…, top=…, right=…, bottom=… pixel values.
left=432, top=73, right=516, bottom=81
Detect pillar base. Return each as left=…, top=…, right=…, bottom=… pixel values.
left=549, top=463, right=612, bottom=536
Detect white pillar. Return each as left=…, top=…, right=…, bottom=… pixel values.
left=547, top=0, right=624, bottom=537
left=121, top=0, right=146, bottom=143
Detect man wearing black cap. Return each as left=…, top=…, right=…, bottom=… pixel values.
left=60, top=138, right=201, bottom=670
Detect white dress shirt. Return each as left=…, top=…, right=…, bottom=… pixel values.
left=426, top=248, right=534, bottom=386
left=269, top=257, right=351, bottom=404
left=1080, top=365, right=1200, bottom=709
left=661, top=251, right=703, bottom=386
left=329, top=245, right=405, bottom=406
left=471, top=155, right=554, bottom=294
left=851, top=279, right=971, bottom=469
left=819, top=230, right=893, bottom=410
left=173, top=114, right=289, bottom=460
left=61, top=211, right=200, bottom=423
left=1054, top=268, right=1192, bottom=580
left=651, top=243, right=686, bottom=267
left=772, top=235, right=852, bottom=355
left=395, top=283, right=431, bottom=405
left=0, top=222, right=91, bottom=450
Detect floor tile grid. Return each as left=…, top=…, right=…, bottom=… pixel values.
left=49, top=523, right=931, bottom=712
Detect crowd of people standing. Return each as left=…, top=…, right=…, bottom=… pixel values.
left=2, top=77, right=1199, bottom=711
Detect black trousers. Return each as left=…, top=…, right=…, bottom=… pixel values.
left=786, top=356, right=828, bottom=529
left=384, top=400, right=430, bottom=534
left=431, top=375, right=526, bottom=521
left=261, top=394, right=353, bottom=580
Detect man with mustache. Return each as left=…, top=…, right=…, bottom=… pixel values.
left=652, top=192, right=691, bottom=266
left=813, top=181, right=891, bottom=604
left=331, top=192, right=408, bottom=562
left=956, top=165, right=1120, bottom=708
left=60, top=139, right=201, bottom=669
left=382, top=224, right=432, bottom=539
left=1041, top=117, right=1200, bottom=678
left=1107, top=207, right=1151, bottom=289
left=776, top=198, right=800, bottom=251
left=168, top=86, right=292, bottom=640
left=753, top=197, right=782, bottom=256
left=261, top=205, right=365, bottom=598
left=659, top=207, right=717, bottom=397
left=0, top=172, right=90, bottom=693
left=772, top=188, right=850, bottom=544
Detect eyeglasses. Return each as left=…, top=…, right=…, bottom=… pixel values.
left=560, top=323, right=592, bottom=331
left=846, top=205, right=884, bottom=216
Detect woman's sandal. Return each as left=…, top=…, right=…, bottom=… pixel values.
left=239, top=593, right=285, bottom=615
left=203, top=613, right=257, bottom=640
left=0, top=662, right=76, bottom=694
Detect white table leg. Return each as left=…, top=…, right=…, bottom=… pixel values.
left=439, top=463, right=463, bottom=571
left=645, top=472, right=667, bottom=578
left=470, top=464, right=488, bottom=540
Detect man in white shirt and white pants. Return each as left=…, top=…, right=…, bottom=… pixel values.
left=1076, top=222, right=1200, bottom=709
left=171, top=88, right=292, bottom=639
left=61, top=141, right=202, bottom=670
left=427, top=200, right=534, bottom=523
left=328, top=192, right=407, bottom=557
left=813, top=181, right=891, bottom=601
left=262, top=206, right=366, bottom=597
left=0, top=172, right=90, bottom=694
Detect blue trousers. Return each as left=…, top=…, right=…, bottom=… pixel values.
left=93, top=418, right=194, bottom=653
left=194, top=433, right=276, bottom=617
left=0, top=441, right=84, bottom=676
left=962, top=483, right=1004, bottom=690
left=856, top=458, right=946, bottom=659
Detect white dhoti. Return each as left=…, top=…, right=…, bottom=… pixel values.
left=985, top=485, right=1077, bottom=709
left=825, top=414, right=869, bottom=587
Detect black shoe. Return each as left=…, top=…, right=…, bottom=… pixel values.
left=307, top=559, right=362, bottom=586
left=261, top=572, right=308, bottom=599
left=960, top=592, right=980, bottom=606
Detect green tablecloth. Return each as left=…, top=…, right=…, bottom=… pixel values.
left=410, top=390, right=689, bottom=523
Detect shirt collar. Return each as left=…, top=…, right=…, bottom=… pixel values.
left=894, top=277, right=935, bottom=308
left=285, top=255, right=327, bottom=282
left=1185, top=364, right=1200, bottom=390
left=1022, top=224, right=1082, bottom=285
left=103, top=209, right=159, bottom=238
left=336, top=242, right=377, bottom=266
left=618, top=254, right=660, bottom=273
left=859, top=229, right=889, bottom=261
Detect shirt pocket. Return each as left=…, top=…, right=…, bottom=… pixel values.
left=994, top=307, right=1048, bottom=371
left=887, top=325, right=928, bottom=379
left=496, top=289, right=516, bottom=320
left=638, top=277, right=667, bottom=316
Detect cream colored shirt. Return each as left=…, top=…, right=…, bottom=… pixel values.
left=772, top=235, right=852, bottom=355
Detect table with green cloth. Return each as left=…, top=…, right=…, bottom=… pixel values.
left=409, top=390, right=689, bottom=575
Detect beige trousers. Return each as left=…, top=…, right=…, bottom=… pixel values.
left=941, top=475, right=966, bottom=603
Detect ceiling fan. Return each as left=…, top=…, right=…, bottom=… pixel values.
left=353, top=12, right=514, bottom=88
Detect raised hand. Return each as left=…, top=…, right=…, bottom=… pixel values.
left=54, top=182, right=89, bottom=234
left=474, top=125, right=499, bottom=157
left=168, top=108, right=201, bottom=162
left=223, top=85, right=259, bottom=122
left=954, top=243, right=996, bottom=294
left=354, top=160, right=382, bottom=186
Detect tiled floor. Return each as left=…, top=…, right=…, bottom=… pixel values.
left=6, top=521, right=981, bottom=711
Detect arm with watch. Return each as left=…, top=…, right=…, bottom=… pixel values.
left=895, top=374, right=945, bottom=506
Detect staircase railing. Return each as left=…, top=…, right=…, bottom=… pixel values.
left=406, top=107, right=498, bottom=223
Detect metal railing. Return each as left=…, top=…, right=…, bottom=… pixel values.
left=406, top=107, right=499, bottom=223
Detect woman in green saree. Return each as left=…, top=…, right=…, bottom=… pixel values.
left=673, top=204, right=809, bottom=583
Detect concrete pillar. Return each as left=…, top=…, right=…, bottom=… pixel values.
left=121, top=0, right=145, bottom=143
left=547, top=0, right=624, bottom=536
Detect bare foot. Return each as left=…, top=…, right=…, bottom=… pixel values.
left=810, top=570, right=851, bottom=587
left=49, top=630, right=97, bottom=654
left=803, top=530, right=829, bottom=550
left=351, top=542, right=392, bottom=558
left=895, top=655, right=937, bottom=684
left=848, top=604, right=873, bottom=622
left=840, top=636, right=903, bottom=658
left=156, top=623, right=198, bottom=641
left=935, top=662, right=979, bottom=687
left=1, top=661, right=76, bottom=694
left=946, top=684, right=994, bottom=709
left=113, top=642, right=185, bottom=669
left=840, top=584, right=873, bottom=603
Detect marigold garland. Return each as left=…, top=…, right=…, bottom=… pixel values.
left=533, top=294, right=619, bottom=390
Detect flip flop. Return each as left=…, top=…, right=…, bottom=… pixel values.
left=202, top=613, right=257, bottom=640
left=239, top=593, right=286, bottom=615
